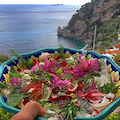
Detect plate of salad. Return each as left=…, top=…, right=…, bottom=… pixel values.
left=0, top=46, right=120, bottom=120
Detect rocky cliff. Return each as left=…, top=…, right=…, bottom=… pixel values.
left=57, top=0, right=120, bottom=50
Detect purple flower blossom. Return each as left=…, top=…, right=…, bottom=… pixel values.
left=11, top=77, right=22, bottom=86
left=86, top=81, right=97, bottom=93
left=73, top=59, right=99, bottom=77
left=31, top=65, right=43, bottom=74
left=31, top=65, right=39, bottom=74
left=43, top=57, right=58, bottom=73
left=51, top=74, right=69, bottom=90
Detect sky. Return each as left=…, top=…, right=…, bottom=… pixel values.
left=0, top=0, right=91, bottom=5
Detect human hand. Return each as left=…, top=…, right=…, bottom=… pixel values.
left=11, top=101, right=46, bottom=120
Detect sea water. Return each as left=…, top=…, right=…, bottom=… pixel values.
left=0, top=4, right=85, bottom=56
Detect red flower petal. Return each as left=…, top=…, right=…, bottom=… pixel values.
left=77, top=90, right=84, bottom=98
left=33, top=59, right=38, bottom=66
left=60, top=61, right=68, bottom=67
left=30, top=88, right=42, bottom=101
left=20, top=83, right=36, bottom=92
left=34, top=83, right=42, bottom=88
left=92, top=109, right=99, bottom=116
left=49, top=96, right=72, bottom=103
left=77, top=83, right=84, bottom=90
left=85, top=91, right=105, bottom=101
left=17, top=68, right=21, bottom=72
left=55, top=55, right=61, bottom=61
left=23, top=97, right=31, bottom=105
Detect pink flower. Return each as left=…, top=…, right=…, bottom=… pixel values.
left=64, top=68, right=74, bottom=75
left=43, top=57, right=58, bottom=73
left=78, top=54, right=81, bottom=60
left=73, top=59, right=99, bottom=77
left=77, top=81, right=97, bottom=98
left=51, top=74, right=69, bottom=90
left=11, top=77, right=22, bottom=86
left=89, top=59, right=99, bottom=71
left=73, top=62, right=88, bottom=77
left=86, top=81, right=97, bottom=93
left=31, top=65, right=43, bottom=74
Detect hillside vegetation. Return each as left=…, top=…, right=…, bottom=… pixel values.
left=0, top=54, right=11, bottom=65
left=92, top=18, right=120, bottom=51
left=57, top=0, right=120, bottom=50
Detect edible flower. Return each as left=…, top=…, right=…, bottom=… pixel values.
left=51, top=74, right=69, bottom=90
left=94, top=75, right=110, bottom=87
left=11, top=77, right=22, bottom=86
left=73, top=59, right=99, bottom=77
left=85, top=91, right=105, bottom=102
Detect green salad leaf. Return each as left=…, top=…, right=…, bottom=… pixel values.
left=57, top=68, right=63, bottom=76
left=61, top=74, right=73, bottom=80
left=7, top=93, right=26, bottom=107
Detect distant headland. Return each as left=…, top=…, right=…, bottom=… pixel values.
left=51, top=4, right=63, bottom=6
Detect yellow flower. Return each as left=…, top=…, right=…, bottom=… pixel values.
left=0, top=90, right=7, bottom=98
left=50, top=53, right=54, bottom=58
left=73, top=52, right=79, bottom=57
left=107, top=64, right=112, bottom=72
left=117, top=81, right=120, bottom=86
left=114, top=71, right=119, bottom=81
left=3, top=71, right=10, bottom=83
left=50, top=51, right=59, bottom=59
left=116, top=89, right=120, bottom=98
left=87, top=54, right=94, bottom=60
left=64, top=51, right=71, bottom=58
left=39, top=52, right=50, bottom=61
left=13, top=66, right=18, bottom=72
left=111, top=71, right=119, bottom=81
left=30, top=55, right=38, bottom=61
left=116, top=80, right=120, bottom=98
left=17, top=60, right=25, bottom=69
left=13, top=60, right=26, bottom=72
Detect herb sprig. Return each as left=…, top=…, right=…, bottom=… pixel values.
left=98, top=77, right=120, bottom=94
left=80, top=71, right=100, bottom=93
left=58, top=98, right=81, bottom=120
left=10, top=49, right=33, bottom=69
left=59, top=45, right=65, bottom=60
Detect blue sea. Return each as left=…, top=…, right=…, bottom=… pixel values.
left=0, top=4, right=85, bottom=56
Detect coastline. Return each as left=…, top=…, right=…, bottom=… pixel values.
left=0, top=4, right=83, bottom=56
